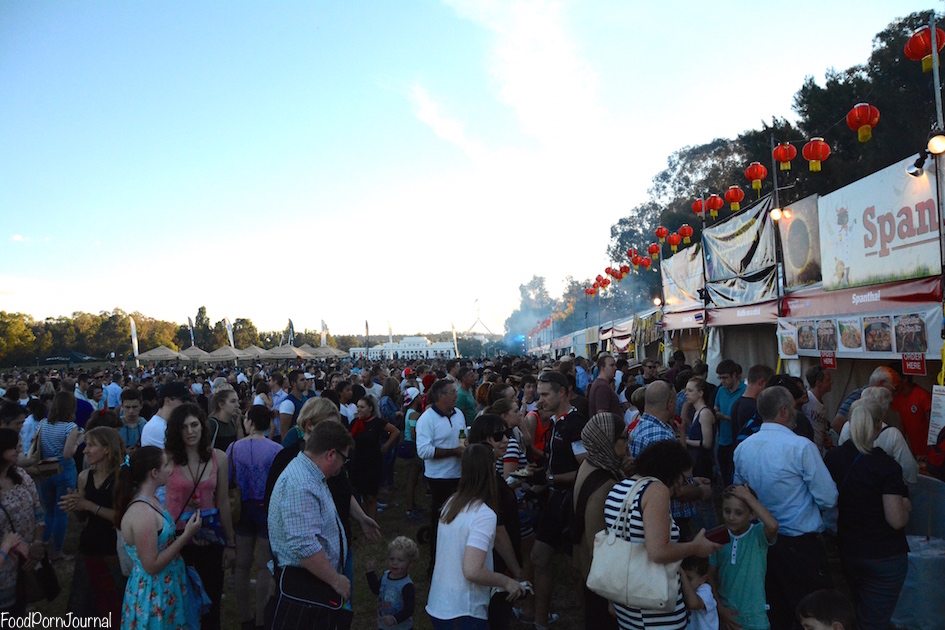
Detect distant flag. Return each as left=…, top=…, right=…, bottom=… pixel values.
left=451, top=322, right=460, bottom=358
left=278, top=333, right=285, bottom=347
left=288, top=319, right=295, bottom=346
left=129, top=316, right=140, bottom=367
left=320, top=320, right=328, bottom=347
left=365, top=320, right=370, bottom=357
left=388, top=322, right=393, bottom=360
left=321, top=320, right=328, bottom=333
left=187, top=317, right=196, bottom=347
left=225, top=318, right=235, bottom=348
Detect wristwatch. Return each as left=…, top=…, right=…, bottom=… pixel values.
left=547, top=473, right=555, bottom=485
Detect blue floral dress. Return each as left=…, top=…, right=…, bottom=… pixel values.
left=121, top=499, right=191, bottom=629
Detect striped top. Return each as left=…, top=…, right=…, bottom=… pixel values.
left=39, top=419, right=78, bottom=460
left=603, top=478, right=687, bottom=630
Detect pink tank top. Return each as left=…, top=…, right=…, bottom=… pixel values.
left=166, top=454, right=218, bottom=530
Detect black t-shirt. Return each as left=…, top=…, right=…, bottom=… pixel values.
left=494, top=473, right=522, bottom=574
left=730, top=396, right=757, bottom=438
left=825, top=441, right=909, bottom=559
left=546, top=409, right=588, bottom=475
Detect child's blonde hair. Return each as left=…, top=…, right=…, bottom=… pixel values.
left=388, top=536, right=420, bottom=561
left=722, top=484, right=758, bottom=509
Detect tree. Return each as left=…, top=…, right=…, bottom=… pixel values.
left=232, top=318, right=260, bottom=348
left=194, top=307, right=212, bottom=348
left=0, top=312, right=36, bottom=365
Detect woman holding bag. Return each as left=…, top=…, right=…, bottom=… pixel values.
left=165, top=403, right=236, bottom=630
left=34, top=391, right=80, bottom=561
left=601, top=440, right=720, bottom=630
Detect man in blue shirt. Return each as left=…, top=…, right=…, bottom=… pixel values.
left=734, top=386, right=838, bottom=630
left=714, top=359, right=745, bottom=486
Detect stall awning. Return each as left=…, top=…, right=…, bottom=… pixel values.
left=599, top=319, right=634, bottom=340
left=707, top=300, right=779, bottom=327
left=662, top=309, right=705, bottom=331
left=782, top=276, right=941, bottom=319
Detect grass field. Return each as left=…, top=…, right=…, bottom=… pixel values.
left=33, top=463, right=584, bottom=629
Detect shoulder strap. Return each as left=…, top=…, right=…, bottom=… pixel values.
left=130, top=498, right=165, bottom=517
left=174, top=459, right=212, bottom=524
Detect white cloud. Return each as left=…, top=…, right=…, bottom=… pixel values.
left=410, top=85, right=487, bottom=161
left=10, top=234, right=29, bottom=242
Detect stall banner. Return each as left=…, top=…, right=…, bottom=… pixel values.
left=702, top=196, right=777, bottom=283
left=819, top=155, right=941, bottom=291
left=634, top=309, right=662, bottom=346
left=929, top=386, right=945, bottom=447
left=661, top=244, right=705, bottom=313
left=662, top=309, right=705, bottom=331
left=778, top=195, right=822, bottom=289
left=705, top=268, right=777, bottom=308
left=778, top=305, right=942, bottom=360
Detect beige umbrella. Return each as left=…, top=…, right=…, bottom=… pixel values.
left=298, top=343, right=318, bottom=354
left=137, top=345, right=183, bottom=361
left=179, top=345, right=211, bottom=361
left=206, top=346, right=249, bottom=361
left=263, top=345, right=313, bottom=360
left=241, top=344, right=265, bottom=358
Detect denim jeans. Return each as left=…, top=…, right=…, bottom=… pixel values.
left=38, top=459, right=77, bottom=554
left=842, top=553, right=908, bottom=630
left=429, top=615, right=489, bottom=630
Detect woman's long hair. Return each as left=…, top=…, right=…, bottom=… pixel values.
left=84, top=426, right=125, bottom=479
left=0, top=428, right=24, bottom=485
left=632, top=440, right=693, bottom=488
left=440, top=444, right=497, bottom=525
left=113, top=446, right=165, bottom=527
left=848, top=398, right=883, bottom=455
left=165, top=403, right=212, bottom=465
left=47, top=392, right=76, bottom=424
left=381, top=377, right=400, bottom=403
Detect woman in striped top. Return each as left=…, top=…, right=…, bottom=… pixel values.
left=602, top=441, right=719, bottom=630
left=36, top=391, right=81, bottom=561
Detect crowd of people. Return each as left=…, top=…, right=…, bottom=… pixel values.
left=0, top=350, right=935, bottom=630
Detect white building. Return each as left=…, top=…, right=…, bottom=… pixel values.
left=349, top=336, right=456, bottom=360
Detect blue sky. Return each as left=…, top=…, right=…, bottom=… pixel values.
left=1, top=1, right=931, bottom=337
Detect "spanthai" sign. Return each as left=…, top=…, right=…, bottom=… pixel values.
left=819, top=156, right=941, bottom=291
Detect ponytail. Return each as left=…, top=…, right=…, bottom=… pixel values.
left=113, top=446, right=165, bottom=527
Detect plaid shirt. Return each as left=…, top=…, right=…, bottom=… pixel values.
left=629, top=413, right=696, bottom=520
left=268, top=451, right=346, bottom=572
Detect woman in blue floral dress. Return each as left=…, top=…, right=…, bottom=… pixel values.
left=115, top=446, right=201, bottom=629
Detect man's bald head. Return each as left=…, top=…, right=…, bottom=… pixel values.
left=644, top=380, right=675, bottom=422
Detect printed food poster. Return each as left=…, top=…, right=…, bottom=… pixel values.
left=816, top=319, right=838, bottom=351
left=778, top=321, right=798, bottom=358
left=797, top=321, right=817, bottom=351
left=894, top=313, right=928, bottom=353
left=837, top=318, right=863, bottom=352
left=863, top=315, right=894, bottom=352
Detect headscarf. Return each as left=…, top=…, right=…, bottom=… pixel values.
left=581, top=412, right=625, bottom=479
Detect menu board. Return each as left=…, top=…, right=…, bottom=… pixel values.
left=894, top=313, right=928, bottom=353
left=837, top=317, right=863, bottom=352
left=863, top=315, right=894, bottom=353
left=816, top=319, right=838, bottom=351
left=797, top=321, right=816, bottom=351
left=778, top=321, right=798, bottom=358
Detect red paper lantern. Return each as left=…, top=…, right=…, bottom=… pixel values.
left=605, top=266, right=613, bottom=276
left=648, top=243, right=660, bottom=261
left=626, top=247, right=638, bottom=259
left=678, top=224, right=694, bottom=244
left=631, top=254, right=642, bottom=270
left=745, top=162, right=768, bottom=193
left=593, top=281, right=600, bottom=289
left=772, top=142, right=797, bottom=171
left=667, top=232, right=681, bottom=252
left=706, top=194, right=724, bottom=219
left=655, top=226, right=669, bottom=243
left=692, top=199, right=704, bottom=216
left=725, top=185, right=745, bottom=212
left=585, top=288, right=595, bottom=296
left=620, top=264, right=630, bottom=274
left=640, top=256, right=653, bottom=271
left=905, top=25, right=945, bottom=72
left=802, top=137, right=830, bottom=172
left=846, top=103, right=880, bottom=143
left=596, top=274, right=603, bottom=283
left=601, top=278, right=611, bottom=287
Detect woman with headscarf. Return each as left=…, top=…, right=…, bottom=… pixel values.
left=571, top=413, right=628, bottom=630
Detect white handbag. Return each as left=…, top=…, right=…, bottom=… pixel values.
left=585, top=476, right=681, bottom=611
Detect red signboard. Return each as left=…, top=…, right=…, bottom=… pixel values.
left=902, top=353, right=927, bottom=376
left=782, top=276, right=942, bottom=319
left=820, top=352, right=837, bottom=370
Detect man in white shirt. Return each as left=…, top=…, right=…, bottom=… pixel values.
left=803, top=365, right=833, bottom=451
left=74, top=374, right=92, bottom=405
left=140, top=382, right=192, bottom=449
left=362, top=367, right=383, bottom=400
left=415, top=379, right=465, bottom=574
